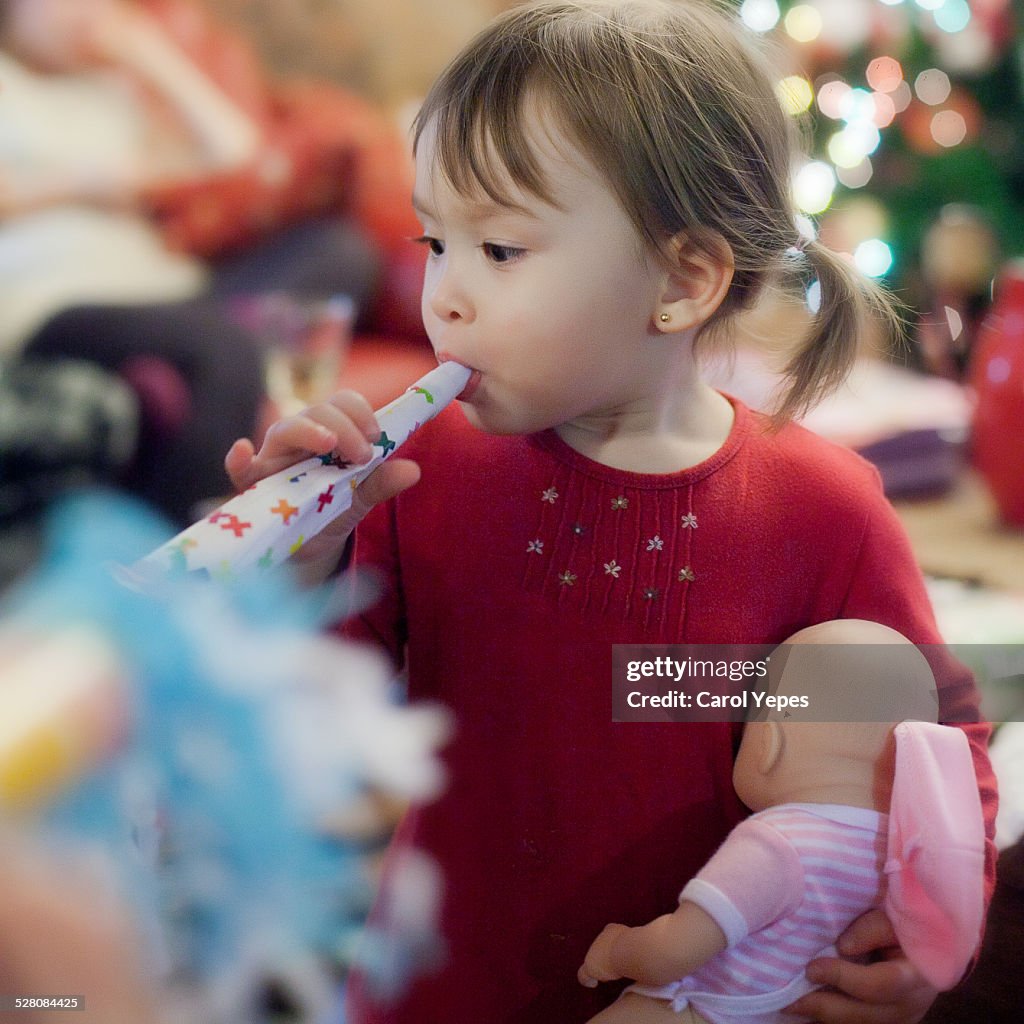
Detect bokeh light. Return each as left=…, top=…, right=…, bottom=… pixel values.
left=866, top=56, right=903, bottom=93
left=784, top=4, right=823, bottom=42
left=806, top=279, right=822, bottom=315
left=890, top=80, right=913, bottom=112
left=854, top=239, right=894, bottom=277
left=872, top=92, right=897, bottom=128
left=827, top=123, right=881, bottom=167
left=914, top=0, right=944, bottom=10
left=794, top=161, right=837, bottom=215
left=836, top=157, right=874, bottom=189
left=915, top=68, right=952, bottom=105
left=817, top=79, right=852, bottom=119
left=935, top=0, right=972, bottom=33
left=778, top=75, right=814, bottom=115
left=840, top=87, right=877, bottom=123
left=739, top=0, right=780, bottom=32
left=931, top=109, right=968, bottom=147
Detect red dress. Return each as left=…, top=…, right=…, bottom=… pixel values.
left=343, top=397, right=997, bottom=1023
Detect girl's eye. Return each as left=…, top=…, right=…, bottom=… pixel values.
left=482, top=242, right=524, bottom=265
left=413, top=235, right=445, bottom=257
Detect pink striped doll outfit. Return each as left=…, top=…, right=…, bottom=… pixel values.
left=627, top=722, right=986, bottom=1023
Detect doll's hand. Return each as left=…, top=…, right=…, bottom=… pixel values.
left=782, top=909, right=937, bottom=1023
left=226, top=391, right=420, bottom=581
left=578, top=923, right=630, bottom=988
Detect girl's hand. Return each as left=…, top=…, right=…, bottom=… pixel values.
left=578, top=923, right=630, bottom=988
left=783, top=910, right=938, bottom=1023
left=225, top=391, right=420, bottom=582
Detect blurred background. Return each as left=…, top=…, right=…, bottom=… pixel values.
left=1, top=2, right=1024, bottom=1021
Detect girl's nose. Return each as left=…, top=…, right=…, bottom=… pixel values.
left=428, top=265, right=473, bottom=323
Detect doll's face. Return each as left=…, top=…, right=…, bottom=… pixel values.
left=2, top=0, right=118, bottom=73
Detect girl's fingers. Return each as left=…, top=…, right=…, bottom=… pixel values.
left=224, top=437, right=256, bottom=491
left=836, top=909, right=897, bottom=958
left=325, top=390, right=381, bottom=444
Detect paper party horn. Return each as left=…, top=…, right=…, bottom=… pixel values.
left=135, top=361, right=472, bottom=579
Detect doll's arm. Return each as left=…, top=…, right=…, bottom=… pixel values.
left=578, top=900, right=727, bottom=989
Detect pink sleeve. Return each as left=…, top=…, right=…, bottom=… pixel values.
left=680, top=817, right=804, bottom=948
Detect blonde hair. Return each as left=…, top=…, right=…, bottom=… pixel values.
left=413, top=0, right=902, bottom=422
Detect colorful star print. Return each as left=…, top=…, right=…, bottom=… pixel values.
left=611, top=496, right=629, bottom=511
left=542, top=487, right=559, bottom=504
left=271, top=498, right=299, bottom=525
left=410, top=386, right=435, bottom=404
left=289, top=471, right=308, bottom=483
left=258, top=548, right=275, bottom=570
left=289, top=536, right=305, bottom=556
left=527, top=539, right=544, bottom=554
left=317, top=485, right=335, bottom=513
left=680, top=513, right=698, bottom=529
left=646, top=536, right=664, bottom=552
left=212, top=513, right=251, bottom=538
left=376, top=432, right=397, bottom=456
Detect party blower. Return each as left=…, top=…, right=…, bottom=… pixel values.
left=135, top=362, right=472, bottom=579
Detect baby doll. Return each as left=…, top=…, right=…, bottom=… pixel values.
left=579, top=619, right=987, bottom=1023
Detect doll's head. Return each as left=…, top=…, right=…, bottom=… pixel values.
left=413, top=0, right=901, bottom=424
left=734, top=620, right=939, bottom=814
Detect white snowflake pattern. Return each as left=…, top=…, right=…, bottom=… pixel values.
left=646, top=536, right=664, bottom=552
left=541, top=487, right=559, bottom=504
left=611, top=495, right=629, bottom=511
left=527, top=539, right=544, bottom=554
left=680, top=513, right=698, bottom=529
left=678, top=566, right=696, bottom=582
left=558, top=570, right=577, bottom=587
left=604, top=560, right=622, bottom=578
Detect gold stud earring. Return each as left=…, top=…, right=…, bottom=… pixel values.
left=659, top=313, right=671, bottom=324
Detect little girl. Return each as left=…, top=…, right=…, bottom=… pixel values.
left=226, top=2, right=997, bottom=1021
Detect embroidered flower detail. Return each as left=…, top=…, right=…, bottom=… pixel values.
left=642, top=586, right=660, bottom=601
left=611, top=495, right=629, bottom=511
left=680, top=513, right=698, bottom=529
left=646, top=535, right=664, bottom=552
left=677, top=566, right=696, bottom=582
left=542, top=487, right=559, bottom=504
left=572, top=522, right=586, bottom=536
left=604, top=560, right=622, bottom=578
left=527, top=539, right=544, bottom=554
left=558, top=570, right=577, bottom=587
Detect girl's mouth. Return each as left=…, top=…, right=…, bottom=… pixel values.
left=437, top=353, right=482, bottom=401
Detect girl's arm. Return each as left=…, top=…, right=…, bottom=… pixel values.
left=578, top=901, right=727, bottom=989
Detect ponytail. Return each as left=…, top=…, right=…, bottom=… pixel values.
left=772, top=240, right=905, bottom=426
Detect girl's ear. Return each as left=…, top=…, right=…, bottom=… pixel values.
left=655, top=231, right=734, bottom=332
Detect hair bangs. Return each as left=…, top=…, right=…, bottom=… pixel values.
left=413, top=27, right=563, bottom=211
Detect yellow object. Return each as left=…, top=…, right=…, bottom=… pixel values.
left=0, top=627, right=128, bottom=811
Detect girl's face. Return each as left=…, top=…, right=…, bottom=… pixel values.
left=2, top=0, right=116, bottom=73
left=413, top=109, right=669, bottom=437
